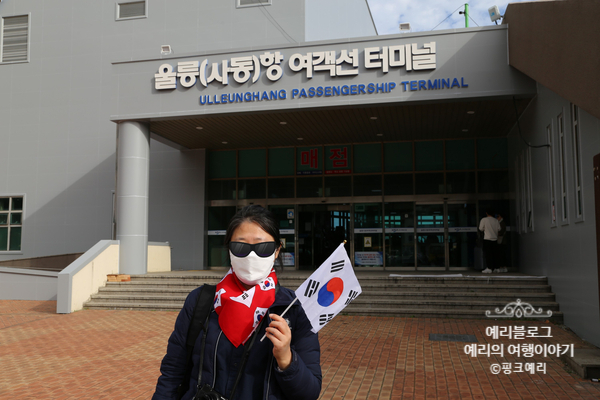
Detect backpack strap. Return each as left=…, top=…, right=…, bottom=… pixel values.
left=176, top=284, right=216, bottom=400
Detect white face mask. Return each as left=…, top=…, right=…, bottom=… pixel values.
left=230, top=251, right=275, bottom=286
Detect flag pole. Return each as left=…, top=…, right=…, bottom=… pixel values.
left=260, top=296, right=299, bottom=342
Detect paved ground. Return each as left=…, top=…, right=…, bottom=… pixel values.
left=1, top=300, right=599, bottom=400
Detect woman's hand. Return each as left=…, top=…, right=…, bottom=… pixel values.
left=265, top=313, right=292, bottom=370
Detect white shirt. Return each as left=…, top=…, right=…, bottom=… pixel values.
left=479, top=216, right=501, bottom=241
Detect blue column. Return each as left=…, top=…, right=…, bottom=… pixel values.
left=116, top=121, right=150, bottom=275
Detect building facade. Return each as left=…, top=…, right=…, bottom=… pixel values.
left=1, top=0, right=599, bottom=347
left=503, top=0, right=600, bottom=350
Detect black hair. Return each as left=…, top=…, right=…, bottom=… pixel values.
left=224, top=205, right=283, bottom=269
left=486, top=209, right=494, bottom=216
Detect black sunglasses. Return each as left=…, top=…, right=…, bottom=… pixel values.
left=229, top=241, right=278, bottom=258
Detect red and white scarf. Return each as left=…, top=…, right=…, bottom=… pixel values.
left=214, top=268, right=278, bottom=347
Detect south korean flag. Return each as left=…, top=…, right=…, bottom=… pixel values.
left=295, top=243, right=362, bottom=333
left=259, top=276, right=276, bottom=292
left=253, top=307, right=268, bottom=328
left=214, top=288, right=226, bottom=310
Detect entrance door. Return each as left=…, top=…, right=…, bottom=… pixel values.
left=268, top=205, right=297, bottom=269
left=354, top=203, right=383, bottom=268
left=416, top=203, right=446, bottom=269
left=384, top=202, right=415, bottom=268
left=415, top=202, right=478, bottom=270
left=298, top=204, right=350, bottom=270
left=447, top=203, right=477, bottom=269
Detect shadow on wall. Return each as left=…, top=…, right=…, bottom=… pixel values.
left=1, top=140, right=206, bottom=271
left=0, top=155, right=117, bottom=264
left=147, top=142, right=206, bottom=270
left=0, top=253, right=83, bottom=272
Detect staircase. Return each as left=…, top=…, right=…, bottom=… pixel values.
left=84, top=273, right=563, bottom=322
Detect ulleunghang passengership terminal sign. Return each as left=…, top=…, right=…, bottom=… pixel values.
left=154, top=41, right=471, bottom=106
left=111, top=27, right=535, bottom=122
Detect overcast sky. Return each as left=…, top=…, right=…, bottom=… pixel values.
left=366, top=0, right=530, bottom=34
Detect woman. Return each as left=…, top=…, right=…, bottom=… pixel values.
left=153, top=205, right=322, bottom=400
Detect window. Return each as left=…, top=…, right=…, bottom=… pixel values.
left=0, top=196, right=23, bottom=252
left=238, top=149, right=266, bottom=177
left=557, top=113, right=569, bottom=224
left=1, top=15, right=29, bottom=63
left=571, top=104, right=584, bottom=221
left=415, top=141, right=443, bottom=171
left=384, top=142, right=412, bottom=172
left=116, top=1, right=147, bottom=20
left=238, top=0, right=271, bottom=7
left=547, top=123, right=557, bottom=226
left=354, top=144, right=381, bottom=173
left=446, top=139, right=475, bottom=170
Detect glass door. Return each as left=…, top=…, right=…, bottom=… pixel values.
left=416, top=203, right=446, bottom=269
left=268, top=205, right=297, bottom=269
left=207, top=206, right=237, bottom=267
left=447, top=203, right=477, bottom=268
left=384, top=202, right=415, bottom=269
left=353, top=203, right=383, bottom=268
left=298, top=204, right=350, bottom=270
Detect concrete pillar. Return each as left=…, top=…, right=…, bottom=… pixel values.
left=116, top=121, right=150, bottom=275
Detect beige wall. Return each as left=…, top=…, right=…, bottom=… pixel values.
left=70, top=244, right=119, bottom=312
left=147, top=244, right=172, bottom=273
left=58, top=241, right=172, bottom=313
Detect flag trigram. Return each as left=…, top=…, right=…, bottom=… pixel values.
left=345, top=290, right=359, bottom=305
left=319, top=314, right=334, bottom=325
left=330, top=260, right=344, bottom=273
left=303, top=279, right=320, bottom=298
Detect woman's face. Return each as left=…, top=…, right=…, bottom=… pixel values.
left=230, top=221, right=281, bottom=287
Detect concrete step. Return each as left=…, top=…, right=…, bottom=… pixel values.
left=83, top=301, right=563, bottom=322
left=562, top=349, right=600, bottom=379
left=348, top=299, right=560, bottom=311
left=87, top=293, right=559, bottom=311
left=85, top=273, right=561, bottom=322
left=96, top=286, right=555, bottom=302
left=88, top=294, right=558, bottom=312
left=105, top=281, right=552, bottom=293
left=129, top=274, right=550, bottom=286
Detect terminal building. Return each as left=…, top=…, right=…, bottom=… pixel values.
left=0, top=0, right=599, bottom=347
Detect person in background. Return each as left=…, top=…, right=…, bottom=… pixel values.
left=495, top=213, right=507, bottom=273
left=478, top=209, right=501, bottom=274
left=153, top=205, right=322, bottom=400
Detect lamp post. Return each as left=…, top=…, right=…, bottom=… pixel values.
left=459, top=4, right=469, bottom=28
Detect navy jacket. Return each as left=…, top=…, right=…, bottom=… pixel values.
left=153, top=285, right=322, bottom=400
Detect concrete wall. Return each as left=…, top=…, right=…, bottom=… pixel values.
left=147, top=241, right=172, bottom=273
left=57, top=240, right=172, bottom=313
left=148, top=142, right=205, bottom=270
left=67, top=242, right=119, bottom=313
left=305, top=0, right=377, bottom=42
left=0, top=267, right=58, bottom=300
left=508, top=83, right=600, bottom=347
left=0, top=0, right=315, bottom=269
